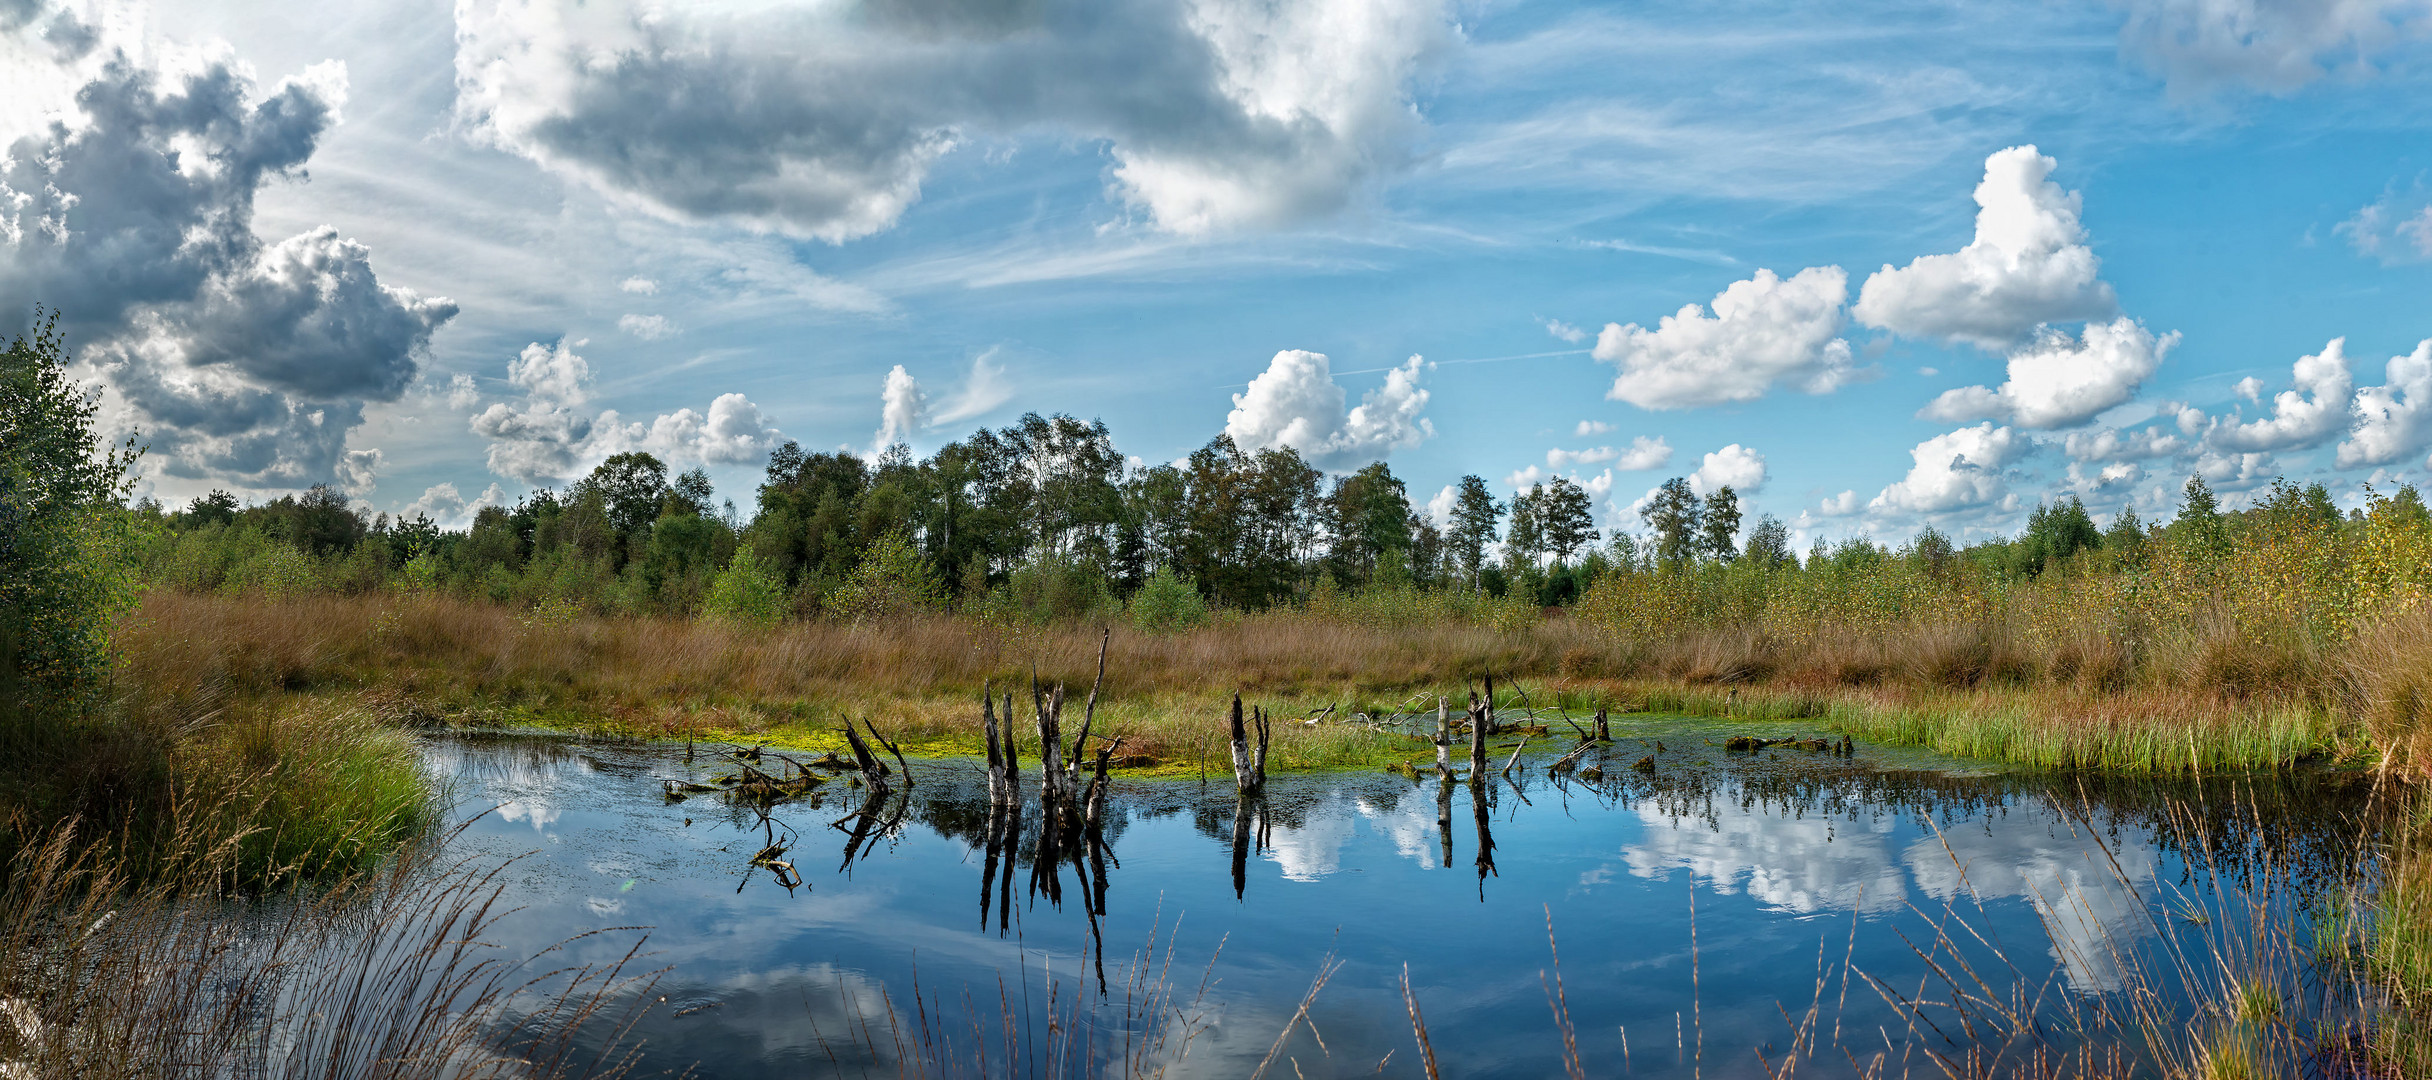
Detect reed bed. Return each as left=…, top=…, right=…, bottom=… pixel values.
left=0, top=813, right=660, bottom=1079
left=113, top=590, right=2385, bottom=778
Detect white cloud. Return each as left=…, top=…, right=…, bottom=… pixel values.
left=2199, top=337, right=2353, bottom=453
left=1542, top=317, right=1588, bottom=343
left=2113, top=0, right=2428, bottom=98
left=1615, top=435, right=1673, bottom=471
left=1919, top=318, right=2179, bottom=429
left=2340, top=339, right=2432, bottom=468
left=1689, top=443, right=1766, bottom=494
left=1574, top=419, right=1613, bottom=437
left=1818, top=490, right=1860, bottom=517
left=1870, top=423, right=2024, bottom=514
left=1853, top=146, right=2116, bottom=349
left=1547, top=445, right=1619, bottom=469
left=646, top=393, right=785, bottom=464
left=2234, top=375, right=2266, bottom=402
left=469, top=337, right=782, bottom=482
left=401, top=481, right=510, bottom=528
left=1226, top=350, right=1433, bottom=470
left=2338, top=182, right=2432, bottom=263
left=1425, top=484, right=1459, bottom=528
left=452, top=0, right=1448, bottom=240
left=446, top=372, right=481, bottom=410
left=931, top=350, right=1016, bottom=426
left=876, top=364, right=927, bottom=450
left=1594, top=266, right=1858, bottom=409
left=506, top=338, right=591, bottom=406
left=618, top=313, right=677, bottom=340
left=2064, top=425, right=2185, bottom=462
left=337, top=449, right=383, bottom=495
left=618, top=276, right=659, bottom=295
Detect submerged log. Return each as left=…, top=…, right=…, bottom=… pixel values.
left=1549, top=739, right=1596, bottom=773
left=839, top=720, right=891, bottom=790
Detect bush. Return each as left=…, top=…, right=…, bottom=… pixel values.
left=992, top=554, right=1118, bottom=625
left=827, top=532, right=942, bottom=621
left=1130, top=567, right=1208, bottom=633
left=1, top=313, right=140, bottom=715
left=703, top=548, right=786, bottom=624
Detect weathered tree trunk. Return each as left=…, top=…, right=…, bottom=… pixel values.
left=1036, top=682, right=1067, bottom=818
left=1467, top=693, right=1487, bottom=776
left=1071, top=627, right=1108, bottom=768
left=1483, top=673, right=1498, bottom=737
left=840, top=720, right=890, bottom=791
left=983, top=686, right=1009, bottom=806
left=1003, top=692, right=1020, bottom=798
left=1228, top=694, right=1259, bottom=797
left=1594, top=708, right=1610, bottom=742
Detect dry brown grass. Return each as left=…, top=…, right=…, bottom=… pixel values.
left=118, top=589, right=2380, bottom=775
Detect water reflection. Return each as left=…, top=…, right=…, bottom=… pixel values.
left=427, top=732, right=2381, bottom=1078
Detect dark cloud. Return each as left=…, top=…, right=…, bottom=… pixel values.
left=456, top=0, right=1446, bottom=239
left=1, top=41, right=453, bottom=493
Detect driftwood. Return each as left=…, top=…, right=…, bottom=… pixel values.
left=1549, top=738, right=1596, bottom=774
left=1502, top=734, right=1529, bottom=775
left=839, top=720, right=891, bottom=791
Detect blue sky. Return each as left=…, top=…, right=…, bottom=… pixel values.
left=5, top=0, right=2431, bottom=546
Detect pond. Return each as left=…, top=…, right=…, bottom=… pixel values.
left=425, top=720, right=2378, bottom=1078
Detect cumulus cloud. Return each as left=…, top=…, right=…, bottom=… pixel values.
left=1225, top=350, right=1433, bottom=471
left=1574, top=419, right=1613, bottom=437
left=452, top=0, right=1448, bottom=240
left=469, top=337, right=782, bottom=482
left=1853, top=146, right=2116, bottom=350
left=618, top=313, right=677, bottom=340
left=2113, top=0, right=2429, bottom=98
left=1920, top=318, right=2179, bottom=429
left=1593, top=266, right=1858, bottom=409
left=1547, top=445, right=1618, bottom=469
left=1689, top=443, right=1766, bottom=495
left=2338, top=181, right=2432, bottom=263
left=618, top=276, right=658, bottom=295
left=876, top=364, right=926, bottom=450
left=2199, top=338, right=2354, bottom=453
left=931, top=349, right=1015, bottom=426
left=2340, top=339, right=2432, bottom=468
left=1, top=40, right=453, bottom=490
left=1425, top=484, right=1459, bottom=528
left=446, top=372, right=481, bottom=410
left=2064, top=425, right=2186, bottom=462
left=400, top=480, right=509, bottom=528
left=1870, top=423, right=2024, bottom=514
left=1615, top=435, right=1672, bottom=471
left=1817, top=490, right=1860, bottom=517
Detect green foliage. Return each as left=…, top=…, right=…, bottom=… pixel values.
left=1, top=312, right=140, bottom=715
left=986, top=553, right=1117, bottom=624
left=827, top=531, right=943, bottom=621
left=1699, top=485, right=1741, bottom=562
left=1128, top=566, right=1209, bottom=633
left=1642, top=477, right=1701, bottom=568
left=702, top=547, right=786, bottom=624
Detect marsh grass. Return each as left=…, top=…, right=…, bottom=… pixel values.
left=110, top=591, right=2382, bottom=783
left=0, top=813, right=661, bottom=1079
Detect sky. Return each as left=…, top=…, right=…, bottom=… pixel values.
left=5, top=0, right=2432, bottom=547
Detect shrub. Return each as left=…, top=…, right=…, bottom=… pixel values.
left=827, top=532, right=942, bottom=621
left=1130, top=567, right=1208, bottom=633
left=703, top=548, right=786, bottom=624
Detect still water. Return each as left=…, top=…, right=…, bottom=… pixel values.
left=426, top=723, right=2372, bottom=1078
